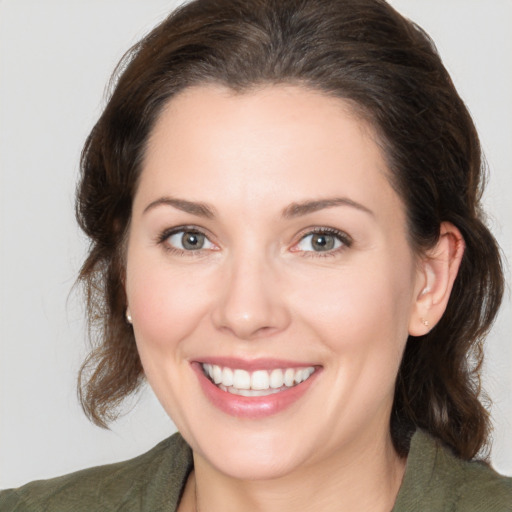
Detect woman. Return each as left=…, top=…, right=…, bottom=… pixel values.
left=1, top=0, right=510, bottom=510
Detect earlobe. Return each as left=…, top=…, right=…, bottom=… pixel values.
left=409, top=222, right=465, bottom=336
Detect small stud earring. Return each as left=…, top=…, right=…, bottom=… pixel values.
left=126, top=310, right=133, bottom=324
left=421, top=318, right=430, bottom=327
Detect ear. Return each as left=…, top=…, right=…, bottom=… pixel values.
left=408, top=222, right=465, bottom=336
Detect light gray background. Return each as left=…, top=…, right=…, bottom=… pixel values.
left=1, top=0, right=511, bottom=489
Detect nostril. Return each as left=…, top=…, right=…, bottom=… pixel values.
left=216, top=321, right=276, bottom=341
left=211, top=263, right=292, bottom=339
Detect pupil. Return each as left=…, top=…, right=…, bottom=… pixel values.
left=182, top=232, right=204, bottom=250
left=313, top=234, right=334, bottom=251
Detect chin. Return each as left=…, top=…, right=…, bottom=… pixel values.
left=188, top=424, right=312, bottom=481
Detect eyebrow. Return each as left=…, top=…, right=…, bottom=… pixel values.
left=143, top=196, right=373, bottom=219
left=282, top=197, right=374, bottom=218
left=143, top=197, right=215, bottom=218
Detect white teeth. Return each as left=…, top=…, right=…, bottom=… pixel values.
left=269, top=368, right=284, bottom=388
left=212, top=365, right=223, bottom=384
left=233, top=369, right=251, bottom=390
left=229, top=387, right=282, bottom=397
left=202, top=363, right=316, bottom=393
left=284, top=368, right=295, bottom=387
left=295, top=368, right=311, bottom=384
left=251, top=370, right=269, bottom=390
left=222, top=367, right=234, bottom=387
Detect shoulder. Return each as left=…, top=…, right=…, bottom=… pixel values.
left=0, top=433, right=193, bottom=512
left=453, top=453, right=512, bottom=510
left=394, top=430, right=512, bottom=512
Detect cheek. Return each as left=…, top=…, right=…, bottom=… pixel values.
left=297, top=261, right=412, bottom=328
left=125, top=256, right=215, bottom=422
left=291, top=256, right=415, bottom=372
left=126, top=256, right=212, bottom=354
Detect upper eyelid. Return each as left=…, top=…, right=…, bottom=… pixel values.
left=158, top=225, right=214, bottom=242
left=296, top=227, right=352, bottom=243
left=157, top=226, right=217, bottom=256
left=291, top=230, right=352, bottom=260
left=156, top=225, right=352, bottom=249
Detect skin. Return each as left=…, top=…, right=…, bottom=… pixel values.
left=125, top=85, right=463, bottom=512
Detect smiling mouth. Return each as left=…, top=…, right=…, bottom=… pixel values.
left=201, top=364, right=316, bottom=397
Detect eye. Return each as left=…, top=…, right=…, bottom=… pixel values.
left=165, top=229, right=216, bottom=251
left=295, top=229, right=350, bottom=253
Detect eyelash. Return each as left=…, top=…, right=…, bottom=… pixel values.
left=296, top=227, right=352, bottom=257
left=156, top=226, right=352, bottom=257
left=156, top=226, right=215, bottom=257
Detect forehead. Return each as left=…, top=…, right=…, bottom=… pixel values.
left=146, top=84, right=376, bottom=162
left=137, top=84, right=403, bottom=225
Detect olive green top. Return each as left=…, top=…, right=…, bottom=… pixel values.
left=1, top=430, right=511, bottom=511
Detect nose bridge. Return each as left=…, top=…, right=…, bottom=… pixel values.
left=212, top=245, right=290, bottom=340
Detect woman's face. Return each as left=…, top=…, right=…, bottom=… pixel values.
left=126, top=85, right=425, bottom=480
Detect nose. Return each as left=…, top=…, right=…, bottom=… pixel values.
left=211, top=252, right=291, bottom=340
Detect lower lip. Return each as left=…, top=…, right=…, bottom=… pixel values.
left=192, top=363, right=319, bottom=419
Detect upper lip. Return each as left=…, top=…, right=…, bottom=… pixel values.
left=193, top=357, right=321, bottom=371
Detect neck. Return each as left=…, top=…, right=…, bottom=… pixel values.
left=184, top=428, right=406, bottom=512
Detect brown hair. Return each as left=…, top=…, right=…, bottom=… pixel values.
left=76, top=0, right=504, bottom=459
